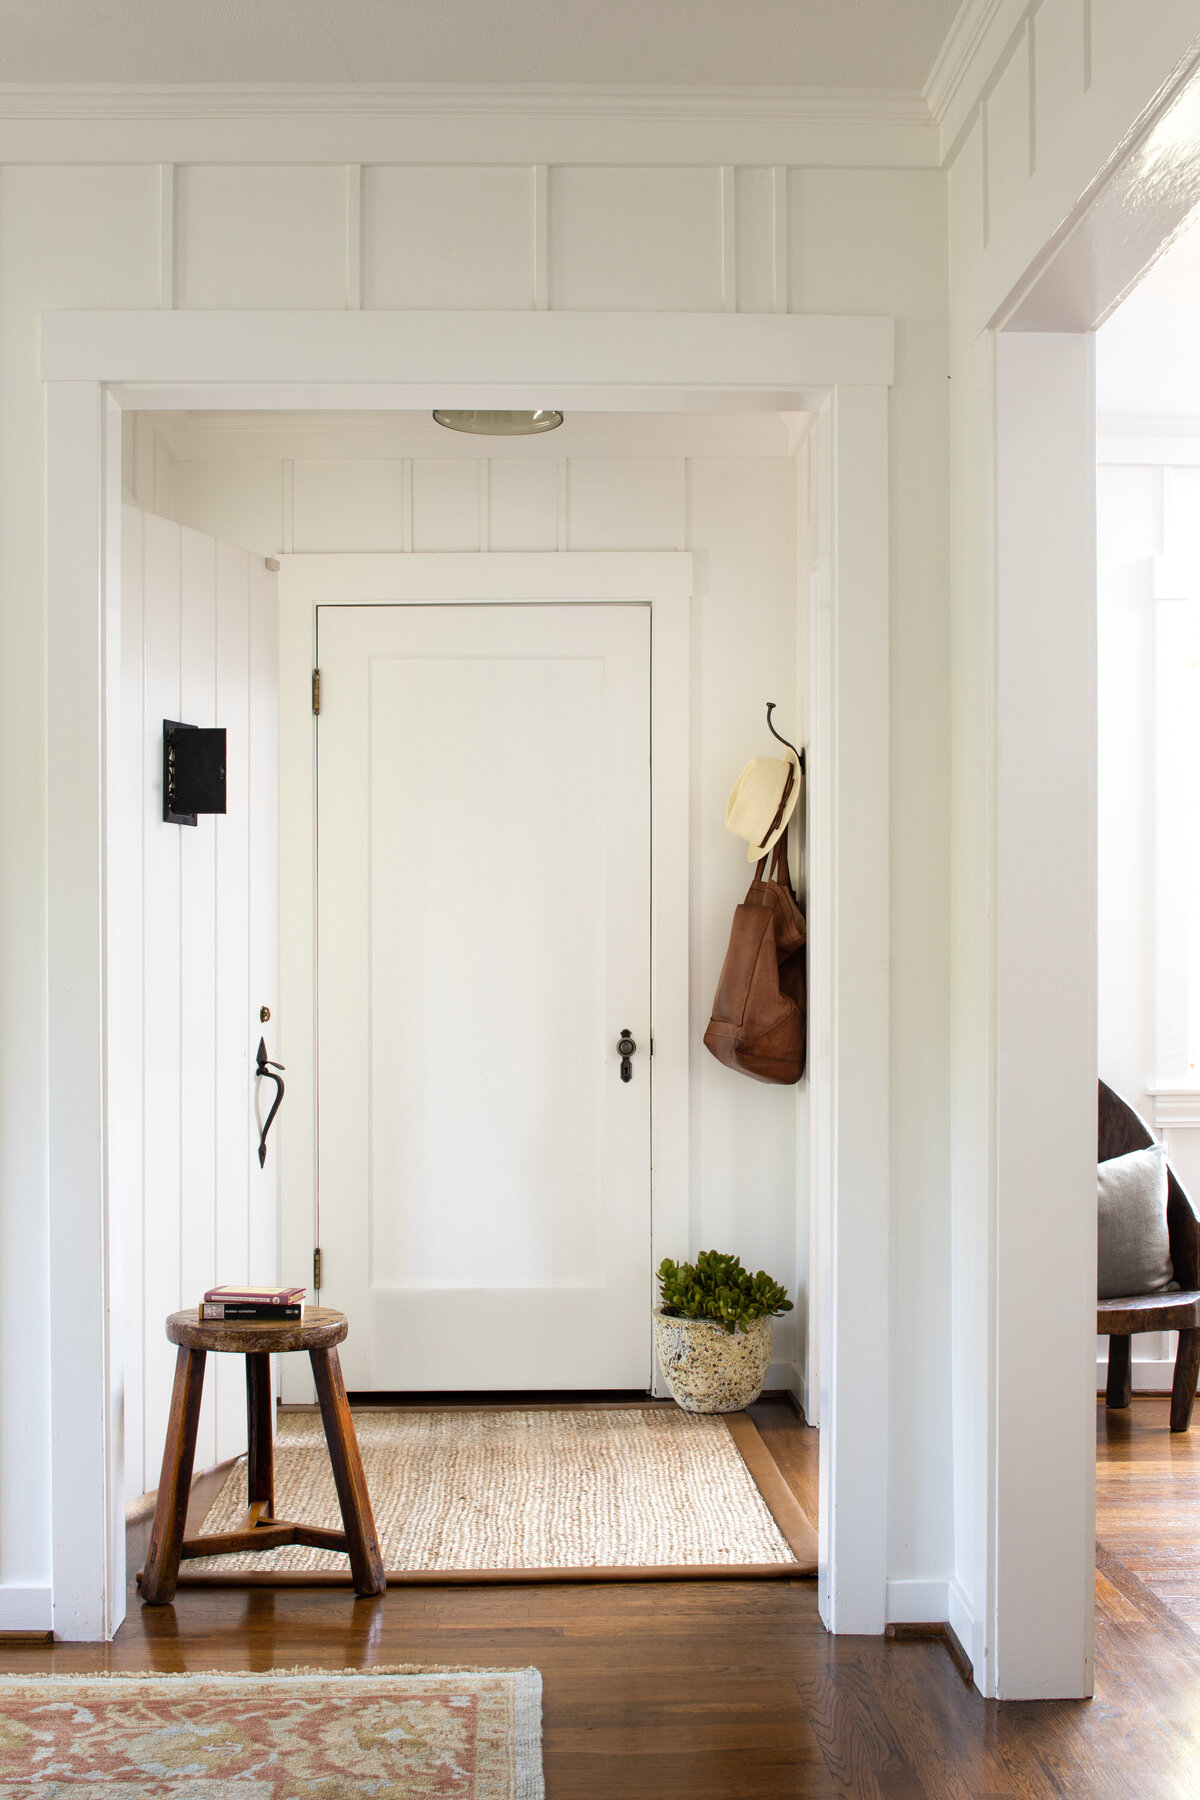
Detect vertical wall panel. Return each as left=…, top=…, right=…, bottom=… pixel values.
left=248, top=560, right=280, bottom=1294
left=948, top=113, right=986, bottom=266
left=487, top=459, right=560, bottom=550
left=363, top=166, right=536, bottom=310
left=1088, top=0, right=1139, bottom=81
left=549, top=168, right=724, bottom=311
left=171, top=461, right=285, bottom=559
left=175, top=166, right=349, bottom=310
left=117, top=510, right=147, bottom=1500
left=411, top=459, right=482, bottom=550
left=734, top=167, right=778, bottom=314
left=119, top=506, right=278, bottom=1495
left=179, top=528, right=220, bottom=1471
left=566, top=458, right=678, bottom=549
left=214, top=542, right=254, bottom=1460
left=293, top=461, right=406, bottom=551
left=140, top=514, right=183, bottom=1484
left=986, top=35, right=1033, bottom=226
left=1033, top=0, right=1087, bottom=166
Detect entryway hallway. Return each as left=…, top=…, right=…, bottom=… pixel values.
left=6, top=1397, right=1197, bottom=1797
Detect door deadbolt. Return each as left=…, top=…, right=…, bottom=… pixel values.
left=617, top=1029, right=637, bottom=1082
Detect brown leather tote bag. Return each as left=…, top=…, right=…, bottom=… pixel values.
left=703, top=823, right=807, bottom=1086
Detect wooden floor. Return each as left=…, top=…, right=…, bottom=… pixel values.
left=5, top=1395, right=1200, bottom=1796
left=1097, top=1391, right=1200, bottom=1635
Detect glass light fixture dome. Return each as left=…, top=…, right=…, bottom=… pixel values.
left=432, top=409, right=564, bottom=436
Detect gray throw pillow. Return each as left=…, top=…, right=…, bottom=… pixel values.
left=1098, top=1142, right=1178, bottom=1301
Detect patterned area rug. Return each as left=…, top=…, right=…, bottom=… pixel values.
left=185, top=1406, right=816, bottom=1580
left=0, top=1666, right=543, bottom=1798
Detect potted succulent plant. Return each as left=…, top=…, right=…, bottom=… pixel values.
left=654, top=1250, right=793, bottom=1413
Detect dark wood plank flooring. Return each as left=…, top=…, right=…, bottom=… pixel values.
left=4, top=1396, right=1200, bottom=1796
left=1097, top=1392, right=1200, bottom=1636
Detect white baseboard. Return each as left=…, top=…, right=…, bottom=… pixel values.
left=0, top=1586, right=52, bottom=1632
left=948, top=1577, right=981, bottom=1686
left=765, top=1359, right=801, bottom=1402
left=885, top=1577, right=949, bottom=1623
left=1096, top=1357, right=1192, bottom=1393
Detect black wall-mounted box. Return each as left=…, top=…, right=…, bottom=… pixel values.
left=163, top=721, right=227, bottom=826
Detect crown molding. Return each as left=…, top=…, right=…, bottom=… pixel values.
left=923, top=0, right=1007, bottom=125
left=0, top=79, right=933, bottom=127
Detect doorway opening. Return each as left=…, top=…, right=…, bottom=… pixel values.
left=116, top=402, right=821, bottom=1599
left=1094, top=210, right=1200, bottom=1644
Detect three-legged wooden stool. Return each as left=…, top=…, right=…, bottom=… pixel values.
left=140, top=1307, right=385, bottom=1603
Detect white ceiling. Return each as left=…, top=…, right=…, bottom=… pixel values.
left=2, top=0, right=959, bottom=91
left=1097, top=208, right=1200, bottom=422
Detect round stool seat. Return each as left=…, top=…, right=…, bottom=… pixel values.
left=166, top=1305, right=348, bottom=1355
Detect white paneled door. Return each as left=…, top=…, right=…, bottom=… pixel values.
left=317, top=603, right=651, bottom=1390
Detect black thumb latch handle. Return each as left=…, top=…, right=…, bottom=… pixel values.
left=255, top=1036, right=285, bottom=1167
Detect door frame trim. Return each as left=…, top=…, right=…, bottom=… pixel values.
left=42, top=306, right=892, bottom=1639
left=275, top=552, right=691, bottom=1401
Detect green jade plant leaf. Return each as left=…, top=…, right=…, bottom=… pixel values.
left=657, top=1249, right=793, bottom=1336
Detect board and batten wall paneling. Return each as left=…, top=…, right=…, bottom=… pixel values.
left=179, top=526, right=220, bottom=1465
left=175, top=165, right=350, bottom=310
left=1031, top=0, right=1087, bottom=169
left=293, top=461, right=407, bottom=553
left=362, top=165, right=537, bottom=311
left=171, top=460, right=286, bottom=559
left=411, top=458, right=484, bottom=551
left=548, top=167, right=725, bottom=311
left=487, top=458, right=560, bottom=551
left=139, top=509, right=185, bottom=1494
left=119, top=505, right=278, bottom=1501
left=3, top=132, right=946, bottom=1629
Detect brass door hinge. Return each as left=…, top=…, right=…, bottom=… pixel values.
left=313, top=1247, right=323, bottom=1292
left=312, top=669, right=321, bottom=715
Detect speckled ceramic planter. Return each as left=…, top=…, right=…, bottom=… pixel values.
left=653, top=1308, right=773, bottom=1413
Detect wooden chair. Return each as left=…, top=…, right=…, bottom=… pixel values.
left=1099, top=1079, right=1200, bottom=1431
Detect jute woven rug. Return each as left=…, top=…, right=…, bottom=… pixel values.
left=0, top=1666, right=543, bottom=1798
left=180, top=1406, right=817, bottom=1585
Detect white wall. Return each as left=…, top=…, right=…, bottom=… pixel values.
left=131, top=407, right=807, bottom=1395
left=115, top=504, right=279, bottom=1503
left=944, top=0, right=1200, bottom=1698
left=0, top=108, right=949, bottom=1634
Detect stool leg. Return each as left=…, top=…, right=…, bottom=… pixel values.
left=309, top=1347, right=386, bottom=1597
left=245, top=1353, right=274, bottom=1517
left=141, top=1347, right=207, bottom=1605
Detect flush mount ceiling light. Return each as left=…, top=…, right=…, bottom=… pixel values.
left=432, top=409, right=564, bottom=436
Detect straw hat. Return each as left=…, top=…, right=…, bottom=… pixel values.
left=725, top=752, right=801, bottom=862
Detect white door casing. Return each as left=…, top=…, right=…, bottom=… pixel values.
left=317, top=602, right=651, bottom=1390
left=42, top=309, right=891, bottom=1640
left=277, top=552, right=692, bottom=1403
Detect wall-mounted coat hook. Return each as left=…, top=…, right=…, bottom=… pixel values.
left=765, top=701, right=805, bottom=775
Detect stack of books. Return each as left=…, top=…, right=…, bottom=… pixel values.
left=200, top=1284, right=306, bottom=1322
